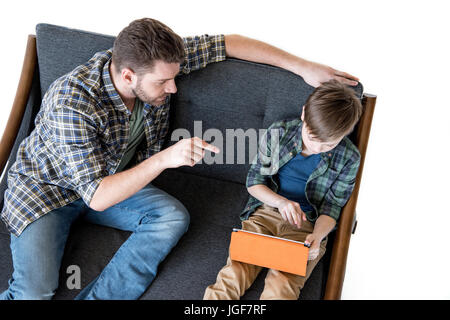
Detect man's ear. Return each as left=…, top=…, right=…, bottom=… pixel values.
left=121, top=68, right=136, bottom=86
left=301, top=105, right=305, bottom=121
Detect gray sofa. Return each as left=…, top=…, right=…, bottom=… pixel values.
left=0, top=23, right=371, bottom=300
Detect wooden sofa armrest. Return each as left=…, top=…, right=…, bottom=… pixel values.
left=352, top=211, right=358, bottom=234
left=324, top=93, right=377, bottom=300
left=0, top=35, right=37, bottom=175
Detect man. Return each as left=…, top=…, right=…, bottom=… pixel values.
left=0, top=18, right=359, bottom=300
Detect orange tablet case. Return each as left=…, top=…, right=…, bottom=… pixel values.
left=229, top=229, right=309, bottom=276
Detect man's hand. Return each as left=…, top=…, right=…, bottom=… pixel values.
left=160, top=137, right=220, bottom=169
left=304, top=233, right=322, bottom=260
left=298, top=60, right=360, bottom=88
left=276, top=199, right=307, bottom=229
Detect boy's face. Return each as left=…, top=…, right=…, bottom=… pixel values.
left=301, top=106, right=344, bottom=154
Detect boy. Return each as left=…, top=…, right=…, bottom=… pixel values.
left=204, top=80, right=363, bottom=300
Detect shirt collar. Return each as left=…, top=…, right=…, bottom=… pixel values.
left=102, top=58, right=171, bottom=116
left=293, top=120, right=304, bottom=154
left=102, top=58, right=130, bottom=115
left=294, top=120, right=333, bottom=160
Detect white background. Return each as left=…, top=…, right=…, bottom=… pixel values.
left=0, top=0, right=449, bottom=299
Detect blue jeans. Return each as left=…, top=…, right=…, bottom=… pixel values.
left=0, top=184, right=189, bottom=300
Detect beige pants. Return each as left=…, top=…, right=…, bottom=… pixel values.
left=204, top=204, right=327, bottom=300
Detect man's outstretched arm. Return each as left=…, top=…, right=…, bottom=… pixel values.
left=224, top=34, right=359, bottom=87
left=89, top=137, right=219, bottom=212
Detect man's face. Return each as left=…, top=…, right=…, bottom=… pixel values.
left=132, top=60, right=180, bottom=106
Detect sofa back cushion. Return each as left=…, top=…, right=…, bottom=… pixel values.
left=35, top=23, right=363, bottom=185
left=36, top=24, right=115, bottom=96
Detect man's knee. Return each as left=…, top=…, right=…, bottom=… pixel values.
left=166, top=200, right=190, bottom=234
left=140, top=195, right=190, bottom=234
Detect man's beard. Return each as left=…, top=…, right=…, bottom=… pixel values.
left=132, top=79, right=168, bottom=106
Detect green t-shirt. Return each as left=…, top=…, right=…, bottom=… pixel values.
left=116, top=99, right=146, bottom=172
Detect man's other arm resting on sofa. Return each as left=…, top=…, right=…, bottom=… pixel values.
left=224, top=34, right=359, bottom=87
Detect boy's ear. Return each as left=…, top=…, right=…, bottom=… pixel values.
left=301, top=105, right=305, bottom=121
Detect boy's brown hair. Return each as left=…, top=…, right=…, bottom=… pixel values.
left=112, top=18, right=185, bottom=74
left=303, top=80, right=363, bottom=141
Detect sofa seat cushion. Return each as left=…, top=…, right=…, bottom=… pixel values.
left=29, top=169, right=328, bottom=300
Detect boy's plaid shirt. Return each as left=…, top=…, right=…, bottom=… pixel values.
left=242, top=118, right=361, bottom=223
left=2, top=34, right=226, bottom=236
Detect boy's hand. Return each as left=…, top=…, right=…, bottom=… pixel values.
left=276, top=199, right=307, bottom=229
left=305, top=233, right=322, bottom=260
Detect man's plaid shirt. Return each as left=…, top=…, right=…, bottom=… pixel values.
left=2, top=34, right=226, bottom=236
left=242, top=118, right=361, bottom=223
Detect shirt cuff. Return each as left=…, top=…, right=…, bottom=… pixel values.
left=209, top=34, right=226, bottom=63
left=318, top=200, right=342, bottom=221
left=75, top=176, right=104, bottom=208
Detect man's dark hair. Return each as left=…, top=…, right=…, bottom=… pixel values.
left=112, top=18, right=185, bottom=74
left=303, top=80, right=363, bottom=141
